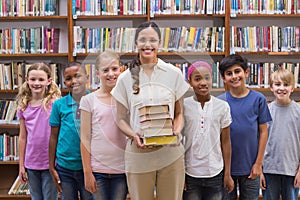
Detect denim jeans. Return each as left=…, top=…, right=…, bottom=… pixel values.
left=27, top=169, right=57, bottom=200
left=56, top=165, right=94, bottom=200
left=223, top=175, right=260, bottom=200
left=93, top=172, right=128, bottom=200
left=262, top=173, right=299, bottom=200
left=183, top=171, right=224, bottom=200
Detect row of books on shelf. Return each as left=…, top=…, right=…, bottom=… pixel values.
left=0, top=0, right=58, bottom=17
left=73, top=0, right=147, bottom=16
left=73, top=26, right=135, bottom=54
left=246, top=62, right=300, bottom=88
left=72, top=0, right=225, bottom=16
left=1, top=61, right=300, bottom=92
left=0, top=26, right=60, bottom=54
left=1, top=0, right=300, bottom=17
left=0, top=62, right=61, bottom=90
left=73, top=26, right=225, bottom=54
left=150, top=0, right=225, bottom=15
left=8, top=176, right=30, bottom=195
left=231, top=26, right=300, bottom=53
left=0, top=133, right=19, bottom=161
left=0, top=100, right=17, bottom=123
left=231, top=0, right=300, bottom=15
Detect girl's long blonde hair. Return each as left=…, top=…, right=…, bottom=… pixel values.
left=16, top=63, right=61, bottom=111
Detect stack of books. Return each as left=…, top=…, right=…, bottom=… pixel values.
left=139, top=105, right=178, bottom=146
left=8, top=176, right=30, bottom=195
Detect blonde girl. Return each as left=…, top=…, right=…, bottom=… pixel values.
left=80, top=50, right=128, bottom=199
left=16, top=63, right=61, bottom=200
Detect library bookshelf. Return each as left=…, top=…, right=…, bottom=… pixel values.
left=0, top=0, right=300, bottom=199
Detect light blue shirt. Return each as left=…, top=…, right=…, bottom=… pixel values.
left=49, top=92, right=89, bottom=170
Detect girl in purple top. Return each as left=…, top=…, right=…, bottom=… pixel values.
left=16, top=63, right=61, bottom=200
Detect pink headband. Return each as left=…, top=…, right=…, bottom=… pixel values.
left=188, top=61, right=212, bottom=80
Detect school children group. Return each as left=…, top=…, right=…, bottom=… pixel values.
left=16, top=21, right=300, bottom=200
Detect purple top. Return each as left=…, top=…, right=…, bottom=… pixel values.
left=17, top=102, right=53, bottom=170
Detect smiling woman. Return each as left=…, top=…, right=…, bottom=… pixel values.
left=111, top=21, right=190, bottom=200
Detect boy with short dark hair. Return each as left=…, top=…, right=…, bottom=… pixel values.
left=49, top=62, right=94, bottom=200
left=218, top=54, right=272, bottom=199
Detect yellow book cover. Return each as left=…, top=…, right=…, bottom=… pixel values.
left=163, top=27, right=170, bottom=52
left=187, top=27, right=196, bottom=50
left=143, top=135, right=178, bottom=146
left=105, top=27, right=110, bottom=50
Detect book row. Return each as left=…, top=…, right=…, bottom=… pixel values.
left=0, top=0, right=58, bottom=17
left=73, top=26, right=225, bottom=54
left=1, top=0, right=300, bottom=17
left=0, top=27, right=60, bottom=54
left=1, top=61, right=300, bottom=92
left=72, top=0, right=224, bottom=16
left=72, top=0, right=147, bottom=16
left=231, top=26, right=300, bottom=53
left=0, top=133, right=19, bottom=161
left=246, top=62, right=300, bottom=88
left=0, top=100, right=17, bottom=123
left=0, top=62, right=61, bottom=90
left=231, top=0, right=300, bottom=15
left=150, top=0, right=225, bottom=15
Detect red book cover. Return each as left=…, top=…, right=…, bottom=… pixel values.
left=44, top=28, right=50, bottom=53
left=76, top=0, right=81, bottom=10
left=259, top=64, right=263, bottom=87
left=82, top=0, right=86, bottom=14
left=267, top=26, right=271, bottom=52
left=119, top=0, right=123, bottom=15
left=51, top=28, right=60, bottom=53
left=3, top=0, right=6, bottom=16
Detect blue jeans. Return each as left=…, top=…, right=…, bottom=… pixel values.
left=27, top=169, right=57, bottom=200
left=262, top=173, right=299, bottom=200
left=183, top=171, right=224, bottom=200
left=223, top=175, right=260, bottom=200
left=93, top=172, right=128, bottom=200
left=56, top=165, right=94, bottom=200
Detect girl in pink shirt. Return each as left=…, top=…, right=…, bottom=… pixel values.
left=80, top=51, right=127, bottom=200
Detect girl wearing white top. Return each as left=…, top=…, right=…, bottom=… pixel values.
left=182, top=61, right=234, bottom=200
